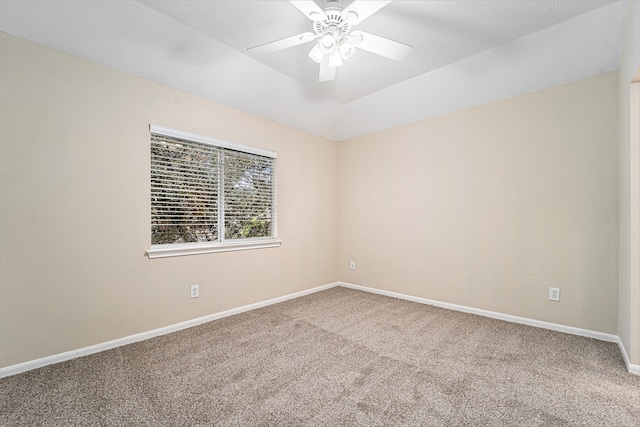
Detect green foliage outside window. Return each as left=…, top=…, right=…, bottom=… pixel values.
left=151, top=134, right=275, bottom=245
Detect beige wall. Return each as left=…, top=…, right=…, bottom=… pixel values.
left=339, top=72, right=619, bottom=334
left=618, top=0, right=640, bottom=367
left=0, top=33, right=339, bottom=368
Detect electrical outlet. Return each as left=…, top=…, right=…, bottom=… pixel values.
left=190, top=284, right=199, bottom=299
left=548, top=287, right=560, bottom=302
left=349, top=261, right=356, bottom=270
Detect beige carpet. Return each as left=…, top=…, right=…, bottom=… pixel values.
left=1, top=287, right=639, bottom=426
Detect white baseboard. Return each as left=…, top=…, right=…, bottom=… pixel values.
left=0, top=282, right=339, bottom=378
left=3, top=281, right=638, bottom=378
left=338, top=282, right=640, bottom=374
left=615, top=336, right=640, bottom=375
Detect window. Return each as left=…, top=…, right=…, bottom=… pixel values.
left=146, top=125, right=279, bottom=258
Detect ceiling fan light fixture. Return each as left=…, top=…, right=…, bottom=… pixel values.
left=338, top=39, right=356, bottom=60
left=308, top=43, right=324, bottom=63
left=319, top=33, right=336, bottom=53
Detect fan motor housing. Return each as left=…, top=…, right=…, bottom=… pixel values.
left=313, top=7, right=351, bottom=36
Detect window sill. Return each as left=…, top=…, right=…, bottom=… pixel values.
left=146, top=239, right=281, bottom=259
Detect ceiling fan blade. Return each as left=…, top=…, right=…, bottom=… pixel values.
left=341, top=0, right=392, bottom=25
left=247, top=32, right=317, bottom=55
left=289, top=0, right=327, bottom=22
left=349, top=30, right=413, bottom=61
left=319, top=56, right=336, bottom=82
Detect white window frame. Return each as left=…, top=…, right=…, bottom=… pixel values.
left=146, top=124, right=280, bottom=259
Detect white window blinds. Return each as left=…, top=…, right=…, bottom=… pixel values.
left=150, top=125, right=277, bottom=248
left=223, top=148, right=276, bottom=240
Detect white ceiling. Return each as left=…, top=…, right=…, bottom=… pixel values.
left=0, top=0, right=630, bottom=141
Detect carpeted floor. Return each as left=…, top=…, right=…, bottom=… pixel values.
left=1, top=287, right=639, bottom=426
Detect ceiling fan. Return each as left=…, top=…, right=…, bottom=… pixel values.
left=247, top=0, right=413, bottom=82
